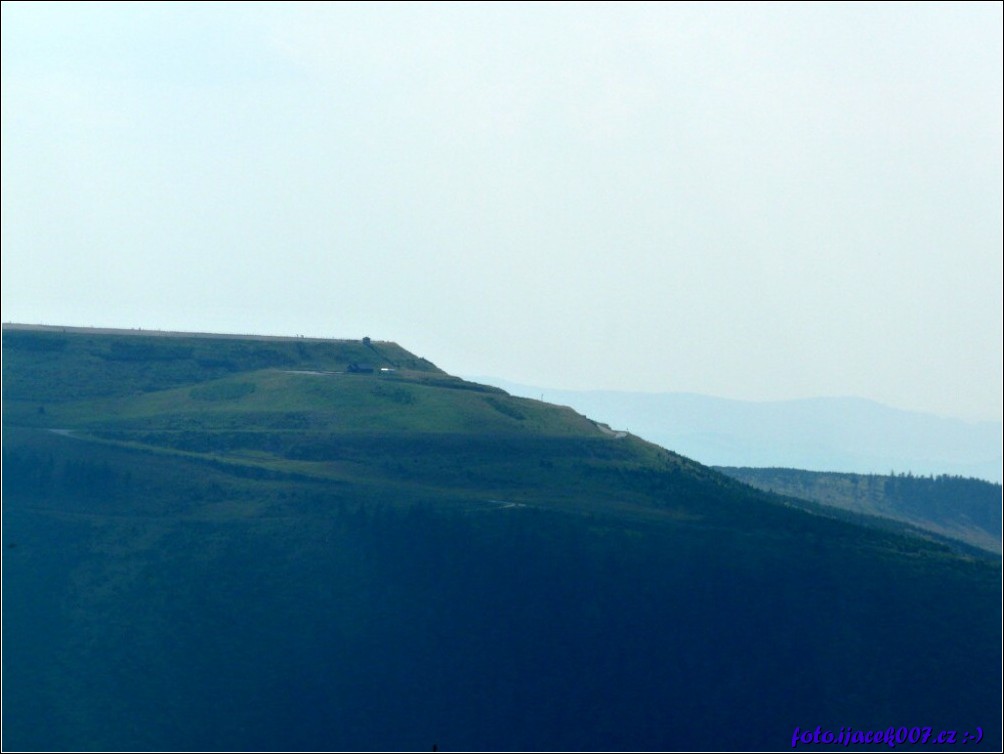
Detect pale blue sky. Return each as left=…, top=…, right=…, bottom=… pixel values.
left=2, top=1, right=1001, bottom=420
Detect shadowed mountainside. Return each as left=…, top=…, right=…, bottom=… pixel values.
left=2, top=324, right=1001, bottom=752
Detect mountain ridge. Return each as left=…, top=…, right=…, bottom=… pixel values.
left=717, top=466, right=1002, bottom=555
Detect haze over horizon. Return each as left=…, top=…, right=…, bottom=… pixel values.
left=3, top=2, right=1001, bottom=422
left=466, top=373, right=1003, bottom=483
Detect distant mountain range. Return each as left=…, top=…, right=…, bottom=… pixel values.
left=469, top=378, right=1003, bottom=483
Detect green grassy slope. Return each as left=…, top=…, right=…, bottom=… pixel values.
left=2, top=324, right=735, bottom=523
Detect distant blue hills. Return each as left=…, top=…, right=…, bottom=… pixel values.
left=471, top=378, right=1003, bottom=483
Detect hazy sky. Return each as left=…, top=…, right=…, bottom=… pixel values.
left=2, top=1, right=1001, bottom=420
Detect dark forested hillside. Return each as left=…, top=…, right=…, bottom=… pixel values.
left=2, top=325, right=1001, bottom=752
left=718, top=466, right=1002, bottom=554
